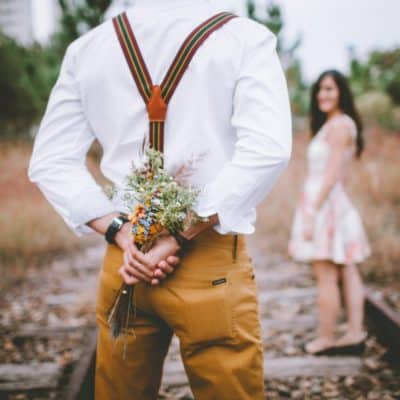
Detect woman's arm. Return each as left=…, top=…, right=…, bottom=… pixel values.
left=303, top=119, right=353, bottom=240
left=312, top=119, right=353, bottom=212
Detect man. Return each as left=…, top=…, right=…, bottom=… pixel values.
left=28, top=0, right=292, bottom=398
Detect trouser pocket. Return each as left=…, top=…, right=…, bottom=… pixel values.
left=182, top=279, right=233, bottom=346
left=178, top=264, right=258, bottom=348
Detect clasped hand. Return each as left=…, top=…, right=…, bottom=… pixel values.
left=116, top=225, right=181, bottom=286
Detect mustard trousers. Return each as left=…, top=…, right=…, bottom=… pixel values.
left=95, top=228, right=264, bottom=400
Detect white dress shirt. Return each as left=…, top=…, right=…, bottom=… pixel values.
left=28, top=0, right=292, bottom=237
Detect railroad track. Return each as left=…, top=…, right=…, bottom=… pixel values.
left=1, top=243, right=399, bottom=399
left=0, top=244, right=101, bottom=400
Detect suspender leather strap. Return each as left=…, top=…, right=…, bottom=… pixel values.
left=113, top=11, right=237, bottom=156
left=113, top=12, right=153, bottom=103
left=160, top=12, right=236, bottom=104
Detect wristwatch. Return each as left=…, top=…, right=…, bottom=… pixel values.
left=105, top=214, right=130, bottom=245
left=172, top=231, right=191, bottom=249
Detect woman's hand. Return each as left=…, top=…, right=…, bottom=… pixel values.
left=303, top=207, right=316, bottom=241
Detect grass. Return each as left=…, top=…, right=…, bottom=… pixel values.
left=0, top=139, right=106, bottom=289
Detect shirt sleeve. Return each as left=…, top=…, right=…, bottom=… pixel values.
left=192, top=23, right=292, bottom=235
left=27, top=43, right=117, bottom=237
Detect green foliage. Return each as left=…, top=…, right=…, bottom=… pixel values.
left=53, top=0, right=112, bottom=57
left=247, top=1, right=283, bottom=51
left=3, top=0, right=397, bottom=135
left=110, top=148, right=206, bottom=242
left=369, top=48, right=400, bottom=105
left=0, top=32, right=57, bottom=138
left=0, top=1, right=112, bottom=138
left=246, top=0, right=308, bottom=116
left=349, top=47, right=400, bottom=105
left=349, top=46, right=400, bottom=129
left=356, top=91, right=400, bottom=131
left=286, top=61, right=309, bottom=116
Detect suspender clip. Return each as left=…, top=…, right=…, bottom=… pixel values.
left=146, top=85, right=167, bottom=122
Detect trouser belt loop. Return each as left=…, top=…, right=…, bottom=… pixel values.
left=232, top=234, right=238, bottom=262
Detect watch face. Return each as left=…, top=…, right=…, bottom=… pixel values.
left=114, top=217, right=124, bottom=229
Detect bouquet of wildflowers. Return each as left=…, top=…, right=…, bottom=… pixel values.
left=106, top=148, right=208, bottom=353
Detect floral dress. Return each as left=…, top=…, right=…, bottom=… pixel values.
left=288, top=114, right=371, bottom=266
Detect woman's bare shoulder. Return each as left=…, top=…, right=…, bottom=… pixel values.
left=325, top=114, right=355, bottom=146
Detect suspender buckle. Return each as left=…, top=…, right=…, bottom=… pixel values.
left=146, top=85, right=167, bottom=122
left=114, top=11, right=237, bottom=154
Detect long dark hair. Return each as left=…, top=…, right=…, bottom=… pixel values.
left=310, top=70, right=364, bottom=158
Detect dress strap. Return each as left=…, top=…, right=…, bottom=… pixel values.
left=113, top=11, right=237, bottom=157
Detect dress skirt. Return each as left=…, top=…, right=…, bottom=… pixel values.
left=288, top=178, right=371, bottom=266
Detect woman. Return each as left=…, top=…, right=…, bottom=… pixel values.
left=289, top=70, right=371, bottom=355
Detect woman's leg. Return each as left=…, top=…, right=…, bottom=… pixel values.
left=336, top=263, right=366, bottom=345
left=305, top=260, right=341, bottom=353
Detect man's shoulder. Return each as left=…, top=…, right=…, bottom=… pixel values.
left=67, top=17, right=113, bottom=56
left=65, top=12, right=276, bottom=59
left=231, top=15, right=274, bottom=34
left=224, top=15, right=276, bottom=47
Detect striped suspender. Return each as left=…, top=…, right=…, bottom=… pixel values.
left=113, top=11, right=237, bottom=158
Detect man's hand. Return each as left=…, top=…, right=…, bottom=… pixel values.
left=116, top=227, right=181, bottom=285
left=178, top=213, right=219, bottom=240
left=114, top=222, right=135, bottom=252
left=130, top=234, right=181, bottom=284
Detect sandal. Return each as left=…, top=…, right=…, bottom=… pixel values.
left=331, top=332, right=367, bottom=355
left=302, top=342, right=337, bottom=356
left=331, top=339, right=366, bottom=355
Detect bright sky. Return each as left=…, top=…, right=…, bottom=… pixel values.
left=32, top=0, right=400, bottom=83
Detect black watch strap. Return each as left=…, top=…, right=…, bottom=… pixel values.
left=172, top=232, right=191, bottom=249
left=105, top=214, right=129, bottom=244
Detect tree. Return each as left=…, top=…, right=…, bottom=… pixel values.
left=0, top=1, right=113, bottom=137
left=349, top=46, right=400, bottom=105
left=53, top=0, right=113, bottom=56
left=246, top=0, right=308, bottom=116
left=0, top=32, right=53, bottom=137
left=247, top=1, right=283, bottom=50
left=349, top=46, right=400, bottom=129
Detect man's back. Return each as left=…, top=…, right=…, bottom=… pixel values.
left=27, top=2, right=292, bottom=397
left=28, top=0, right=291, bottom=236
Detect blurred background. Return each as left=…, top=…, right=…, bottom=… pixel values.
left=0, top=1, right=399, bottom=399
left=1, top=0, right=399, bottom=289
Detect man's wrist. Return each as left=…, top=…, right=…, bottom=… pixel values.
left=105, top=213, right=130, bottom=244
left=115, top=221, right=131, bottom=241
left=172, top=231, right=191, bottom=248
left=179, top=213, right=219, bottom=241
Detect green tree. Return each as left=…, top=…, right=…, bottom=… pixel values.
left=349, top=46, right=400, bottom=129
left=0, top=32, right=54, bottom=137
left=0, top=1, right=113, bottom=137
left=349, top=46, right=400, bottom=105
left=246, top=0, right=308, bottom=116
left=53, top=0, right=113, bottom=56
left=247, top=1, right=283, bottom=50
